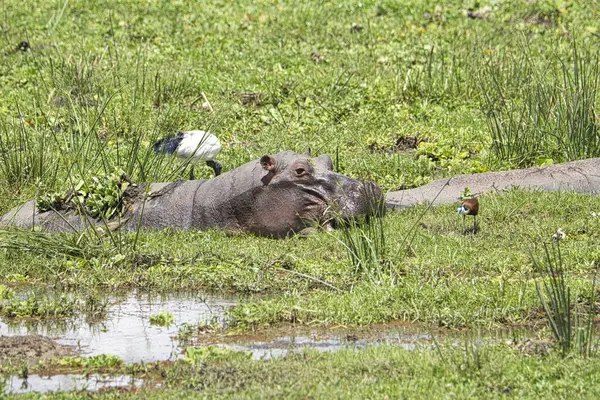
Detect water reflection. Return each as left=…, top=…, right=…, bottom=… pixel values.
left=0, top=290, right=236, bottom=363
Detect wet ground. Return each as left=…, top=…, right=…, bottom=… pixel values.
left=0, top=335, right=74, bottom=365
left=215, top=330, right=428, bottom=359
left=0, top=290, right=538, bottom=394
left=1, top=290, right=236, bottom=394
left=200, top=321, right=544, bottom=361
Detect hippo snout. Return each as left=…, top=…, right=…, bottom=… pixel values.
left=334, top=177, right=385, bottom=219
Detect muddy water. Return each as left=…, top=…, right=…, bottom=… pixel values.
left=217, top=334, right=423, bottom=360
left=1, top=290, right=537, bottom=394
left=195, top=321, right=541, bottom=361
left=213, top=327, right=433, bottom=360
left=0, top=290, right=236, bottom=363
left=6, top=374, right=144, bottom=394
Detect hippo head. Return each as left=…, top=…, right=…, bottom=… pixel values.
left=253, top=151, right=384, bottom=237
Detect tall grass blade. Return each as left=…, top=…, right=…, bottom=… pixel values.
left=533, top=242, right=598, bottom=358
left=479, top=38, right=600, bottom=167
left=333, top=182, right=391, bottom=284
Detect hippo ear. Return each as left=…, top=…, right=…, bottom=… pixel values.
left=260, top=155, right=276, bottom=171
left=305, top=146, right=312, bottom=157
left=315, top=154, right=334, bottom=171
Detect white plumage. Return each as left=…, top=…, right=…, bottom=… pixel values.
left=153, top=130, right=222, bottom=179
left=176, top=130, right=221, bottom=161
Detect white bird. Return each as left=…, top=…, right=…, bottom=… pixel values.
left=153, top=130, right=222, bottom=179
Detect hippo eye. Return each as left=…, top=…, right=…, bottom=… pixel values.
left=295, top=167, right=307, bottom=176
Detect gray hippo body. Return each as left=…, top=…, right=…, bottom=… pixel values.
left=1, top=151, right=382, bottom=238
left=386, top=157, right=600, bottom=208
left=4, top=154, right=599, bottom=236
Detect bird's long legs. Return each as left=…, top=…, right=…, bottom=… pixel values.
left=185, top=161, right=222, bottom=180
left=206, top=160, right=222, bottom=176
left=462, top=214, right=478, bottom=235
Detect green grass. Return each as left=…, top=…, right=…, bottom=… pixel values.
left=0, top=285, right=107, bottom=319
left=50, top=354, right=123, bottom=369
left=2, top=0, right=600, bottom=396
left=149, top=311, right=175, bottom=327
left=334, top=184, right=391, bottom=285
left=534, top=242, right=599, bottom=358
left=8, top=343, right=600, bottom=399
left=480, top=39, right=600, bottom=166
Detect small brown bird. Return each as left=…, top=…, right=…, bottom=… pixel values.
left=458, top=197, right=479, bottom=233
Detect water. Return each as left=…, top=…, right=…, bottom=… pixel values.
left=204, top=323, right=540, bottom=361
left=0, top=290, right=537, bottom=394
left=215, top=329, right=433, bottom=360
left=6, top=374, right=144, bottom=394
left=0, top=290, right=236, bottom=363
left=1, top=324, right=437, bottom=394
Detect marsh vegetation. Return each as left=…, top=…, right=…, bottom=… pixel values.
left=1, top=0, right=600, bottom=397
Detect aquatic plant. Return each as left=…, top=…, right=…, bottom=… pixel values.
left=36, top=169, right=131, bottom=220
left=0, top=291, right=108, bottom=320
left=53, top=354, right=123, bottom=368
left=149, top=311, right=175, bottom=327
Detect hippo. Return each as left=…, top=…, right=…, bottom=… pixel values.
left=0, top=151, right=384, bottom=238
left=386, top=157, right=600, bottom=209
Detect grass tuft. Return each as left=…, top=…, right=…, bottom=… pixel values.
left=0, top=289, right=108, bottom=319
left=334, top=183, right=393, bottom=284
left=533, top=241, right=598, bottom=358
left=480, top=38, right=600, bottom=167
